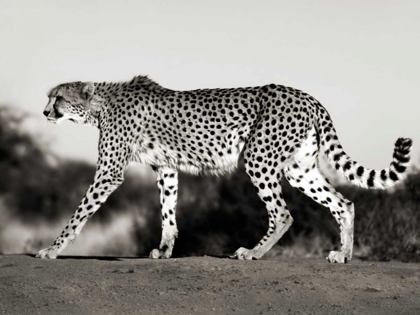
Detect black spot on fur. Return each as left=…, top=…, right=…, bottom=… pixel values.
left=333, top=152, right=344, bottom=162
left=380, top=169, right=387, bottom=181
left=393, top=163, right=406, bottom=173
left=389, top=171, right=398, bottom=181
left=393, top=153, right=410, bottom=163
left=344, top=161, right=351, bottom=171
left=367, top=170, right=375, bottom=187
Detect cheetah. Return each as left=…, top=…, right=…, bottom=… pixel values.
left=38, top=76, right=412, bottom=263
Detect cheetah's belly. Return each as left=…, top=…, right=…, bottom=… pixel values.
left=130, top=139, right=245, bottom=176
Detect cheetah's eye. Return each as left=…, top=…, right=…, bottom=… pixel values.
left=55, top=96, right=64, bottom=102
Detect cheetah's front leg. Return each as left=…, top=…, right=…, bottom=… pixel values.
left=149, top=166, right=178, bottom=259
left=36, top=172, right=123, bottom=259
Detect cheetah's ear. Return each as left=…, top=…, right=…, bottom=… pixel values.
left=81, top=82, right=95, bottom=101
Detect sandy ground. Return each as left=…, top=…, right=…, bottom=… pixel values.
left=0, top=255, right=419, bottom=315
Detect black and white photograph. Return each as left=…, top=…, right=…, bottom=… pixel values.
left=0, top=0, right=419, bottom=314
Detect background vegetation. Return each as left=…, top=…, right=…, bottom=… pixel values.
left=0, top=106, right=419, bottom=262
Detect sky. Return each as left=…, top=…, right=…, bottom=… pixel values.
left=1, top=0, right=419, bottom=171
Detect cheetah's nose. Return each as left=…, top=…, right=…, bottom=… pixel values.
left=43, top=110, right=50, bottom=117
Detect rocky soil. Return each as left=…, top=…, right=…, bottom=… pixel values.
left=0, top=255, right=419, bottom=314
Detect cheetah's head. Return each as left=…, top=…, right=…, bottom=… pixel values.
left=43, top=81, right=102, bottom=125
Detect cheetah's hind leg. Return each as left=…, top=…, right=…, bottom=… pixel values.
left=284, top=163, right=354, bottom=263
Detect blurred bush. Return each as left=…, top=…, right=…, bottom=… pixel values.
left=0, top=106, right=155, bottom=224
left=0, top=105, right=419, bottom=261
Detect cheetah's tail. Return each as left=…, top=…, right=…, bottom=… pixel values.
left=317, top=115, right=413, bottom=189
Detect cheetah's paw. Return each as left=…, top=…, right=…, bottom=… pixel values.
left=36, top=246, right=59, bottom=259
left=326, top=251, right=350, bottom=264
left=149, top=247, right=172, bottom=259
left=231, top=247, right=261, bottom=260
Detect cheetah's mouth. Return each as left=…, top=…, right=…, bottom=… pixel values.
left=47, top=117, right=58, bottom=124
